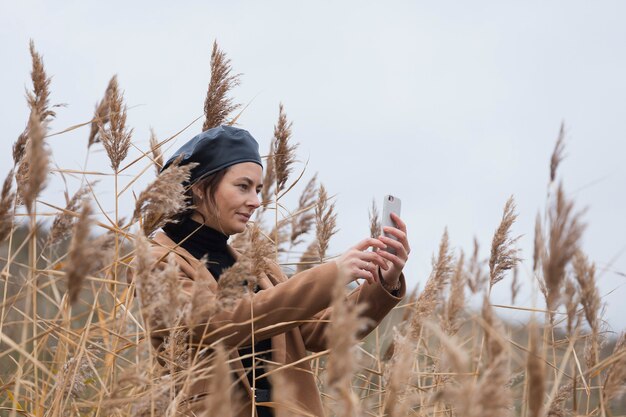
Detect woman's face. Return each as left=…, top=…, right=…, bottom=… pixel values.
left=194, top=162, right=263, bottom=235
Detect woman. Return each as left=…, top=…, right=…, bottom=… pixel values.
left=140, top=125, right=410, bottom=417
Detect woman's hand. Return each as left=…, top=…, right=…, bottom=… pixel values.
left=377, top=213, right=410, bottom=288
left=334, top=237, right=389, bottom=285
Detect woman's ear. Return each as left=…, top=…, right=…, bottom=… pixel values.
left=191, top=184, right=204, bottom=202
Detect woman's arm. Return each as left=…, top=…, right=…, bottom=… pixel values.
left=144, top=247, right=341, bottom=349
left=298, top=274, right=406, bottom=352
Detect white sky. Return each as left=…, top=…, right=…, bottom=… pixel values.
left=1, top=1, right=625, bottom=330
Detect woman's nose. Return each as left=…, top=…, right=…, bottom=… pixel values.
left=248, top=192, right=261, bottom=209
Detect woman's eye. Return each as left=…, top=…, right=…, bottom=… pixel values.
left=238, top=184, right=248, bottom=190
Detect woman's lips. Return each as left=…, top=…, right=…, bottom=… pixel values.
left=236, top=212, right=251, bottom=221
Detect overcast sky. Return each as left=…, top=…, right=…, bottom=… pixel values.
left=1, top=1, right=625, bottom=330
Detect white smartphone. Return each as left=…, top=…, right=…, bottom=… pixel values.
left=381, top=195, right=401, bottom=254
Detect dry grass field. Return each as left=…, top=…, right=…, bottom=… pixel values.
left=1, top=41, right=624, bottom=417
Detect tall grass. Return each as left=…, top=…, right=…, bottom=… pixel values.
left=1, top=41, right=625, bottom=417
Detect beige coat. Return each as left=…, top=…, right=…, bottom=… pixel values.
left=137, top=231, right=405, bottom=416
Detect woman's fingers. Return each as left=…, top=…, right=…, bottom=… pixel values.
left=359, top=250, right=389, bottom=270
left=377, top=248, right=405, bottom=269
left=353, top=237, right=387, bottom=252
left=390, top=212, right=407, bottom=232
left=383, top=214, right=411, bottom=255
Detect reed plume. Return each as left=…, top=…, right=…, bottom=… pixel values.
left=488, top=196, right=521, bottom=291
left=383, top=331, right=417, bottom=417
left=0, top=169, right=16, bottom=242
left=98, top=75, right=132, bottom=172
left=510, top=265, right=520, bottom=304
left=27, top=40, right=56, bottom=123
left=368, top=198, right=380, bottom=239
left=202, top=40, right=241, bottom=131
left=564, top=277, right=578, bottom=336
left=48, top=183, right=91, bottom=245
left=526, top=321, right=545, bottom=417
left=533, top=212, right=543, bottom=273
left=410, top=228, right=453, bottom=339
left=602, top=333, right=626, bottom=404
left=325, top=270, right=368, bottom=417
left=201, top=344, right=233, bottom=417
left=438, top=313, right=512, bottom=417
left=445, top=251, right=465, bottom=335
left=17, top=108, right=49, bottom=213
left=467, top=237, right=486, bottom=294
left=218, top=255, right=253, bottom=311
left=88, top=76, right=116, bottom=147
left=315, top=184, right=338, bottom=262
left=188, top=258, right=219, bottom=326
left=65, top=199, right=94, bottom=305
left=13, top=41, right=55, bottom=167
left=273, top=103, right=298, bottom=195
left=133, top=233, right=183, bottom=331
left=572, top=251, right=600, bottom=339
left=542, top=183, right=585, bottom=314
left=268, top=218, right=289, bottom=252
left=296, top=240, right=318, bottom=273
left=289, top=174, right=317, bottom=246
left=481, top=296, right=505, bottom=361
left=53, top=349, right=97, bottom=400
left=550, top=122, right=566, bottom=183
left=547, top=383, right=573, bottom=417
left=573, top=250, right=602, bottom=370
left=259, top=139, right=276, bottom=213
left=148, top=128, right=164, bottom=176
left=133, top=157, right=197, bottom=236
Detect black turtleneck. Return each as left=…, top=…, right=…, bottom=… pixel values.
left=163, top=216, right=235, bottom=279
left=163, top=217, right=273, bottom=415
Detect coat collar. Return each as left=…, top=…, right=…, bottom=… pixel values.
left=151, top=230, right=274, bottom=292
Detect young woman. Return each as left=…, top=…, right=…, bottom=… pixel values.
left=140, top=125, right=410, bottom=417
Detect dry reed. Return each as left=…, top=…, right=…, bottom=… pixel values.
left=527, top=321, right=546, bottom=417
left=445, top=251, right=465, bottom=335
left=88, top=76, right=116, bottom=147
left=98, top=75, right=132, bottom=172
left=259, top=138, right=276, bottom=213
left=27, top=40, right=56, bottom=123
left=218, top=254, right=253, bottom=311
left=289, top=174, right=317, bottom=247
left=148, top=128, right=164, bottom=176
left=65, top=198, right=94, bottom=305
left=368, top=198, right=380, bottom=239
left=0, top=169, right=16, bottom=242
left=48, top=183, right=91, bottom=245
left=324, top=269, right=368, bottom=417
left=542, top=183, right=585, bottom=315
left=17, top=108, right=49, bottom=213
left=201, top=344, right=233, bottom=416
left=488, top=196, right=521, bottom=290
left=202, top=40, right=241, bottom=131
left=315, top=184, right=338, bottom=262
left=3, top=42, right=626, bottom=417
left=273, top=103, right=298, bottom=196
left=602, top=333, right=626, bottom=404
left=550, top=122, right=566, bottom=183
left=410, top=228, right=453, bottom=339
left=132, top=156, right=197, bottom=236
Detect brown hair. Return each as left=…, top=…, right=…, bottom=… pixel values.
left=174, top=168, right=229, bottom=223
